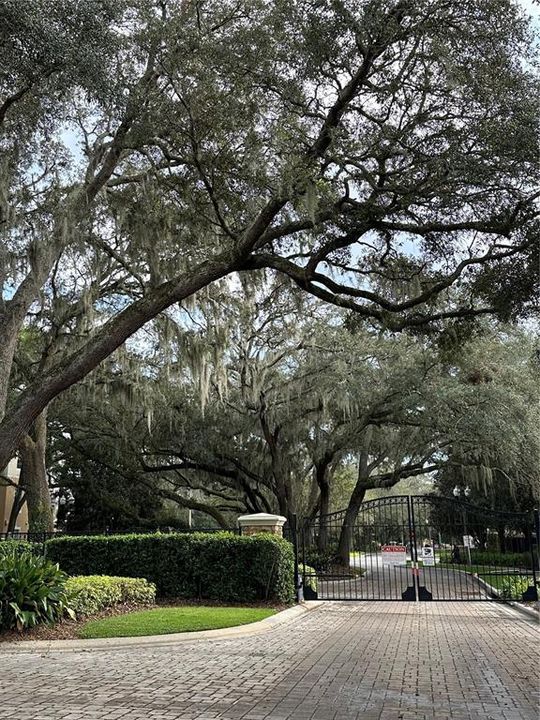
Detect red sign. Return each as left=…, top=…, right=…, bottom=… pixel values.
left=381, top=545, right=406, bottom=553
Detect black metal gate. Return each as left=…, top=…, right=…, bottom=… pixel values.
left=300, top=495, right=539, bottom=602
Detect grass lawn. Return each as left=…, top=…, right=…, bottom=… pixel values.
left=438, top=563, right=496, bottom=574
left=407, top=561, right=520, bottom=581
left=79, top=605, right=277, bottom=639
left=478, top=574, right=505, bottom=590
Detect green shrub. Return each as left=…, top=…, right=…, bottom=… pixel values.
left=304, top=548, right=337, bottom=572
left=0, top=549, right=74, bottom=631
left=0, top=540, right=37, bottom=556
left=299, top=564, right=317, bottom=593
left=469, top=551, right=531, bottom=568
left=46, top=532, right=295, bottom=604
left=499, top=575, right=531, bottom=600
left=66, top=575, right=156, bottom=615
left=440, top=549, right=532, bottom=568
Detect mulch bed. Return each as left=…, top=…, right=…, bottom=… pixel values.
left=0, top=598, right=286, bottom=643
left=0, top=601, right=154, bottom=642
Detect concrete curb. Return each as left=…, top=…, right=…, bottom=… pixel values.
left=0, top=601, right=324, bottom=653
left=505, top=601, right=539, bottom=623
left=471, top=575, right=539, bottom=622
left=472, top=574, right=499, bottom=598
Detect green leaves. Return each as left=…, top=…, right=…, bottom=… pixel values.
left=47, top=532, right=295, bottom=604
left=65, top=575, right=156, bottom=616
left=500, top=575, right=531, bottom=600
left=0, top=549, right=73, bottom=631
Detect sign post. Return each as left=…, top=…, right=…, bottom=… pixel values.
left=462, top=535, right=473, bottom=565
left=421, top=544, right=435, bottom=567
left=381, top=544, right=407, bottom=565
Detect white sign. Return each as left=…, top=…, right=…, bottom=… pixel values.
left=463, top=535, right=474, bottom=548
left=381, top=545, right=407, bottom=565
left=422, top=545, right=435, bottom=566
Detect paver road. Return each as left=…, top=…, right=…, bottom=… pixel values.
left=317, top=565, right=490, bottom=600
left=1, top=602, right=538, bottom=720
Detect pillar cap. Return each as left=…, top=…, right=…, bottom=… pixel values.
left=237, top=513, right=287, bottom=527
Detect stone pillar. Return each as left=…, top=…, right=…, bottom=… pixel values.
left=237, top=513, right=287, bottom=537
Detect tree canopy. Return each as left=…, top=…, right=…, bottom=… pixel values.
left=46, top=283, right=539, bottom=533
left=1, top=0, right=539, bottom=477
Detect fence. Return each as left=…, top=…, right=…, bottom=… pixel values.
left=0, top=526, right=241, bottom=547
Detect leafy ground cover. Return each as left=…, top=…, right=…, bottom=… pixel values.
left=477, top=574, right=506, bottom=591
left=78, top=605, right=276, bottom=639
left=402, top=561, right=531, bottom=598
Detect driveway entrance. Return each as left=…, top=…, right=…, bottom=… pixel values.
left=1, top=602, right=538, bottom=719
left=301, top=495, right=539, bottom=601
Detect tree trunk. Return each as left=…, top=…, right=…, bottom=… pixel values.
left=497, top=524, right=507, bottom=554
left=306, top=475, right=320, bottom=520
left=0, top=256, right=239, bottom=471
left=315, top=459, right=331, bottom=550
left=258, top=401, right=294, bottom=523
left=6, top=485, right=26, bottom=533
left=336, top=481, right=369, bottom=566
left=18, top=409, right=53, bottom=533
left=0, top=270, right=51, bottom=421
left=275, top=477, right=290, bottom=522
left=336, top=429, right=374, bottom=566
left=0, top=319, right=19, bottom=422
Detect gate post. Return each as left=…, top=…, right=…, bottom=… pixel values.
left=237, top=513, right=287, bottom=536
left=408, top=497, right=432, bottom=601
left=402, top=496, right=417, bottom=601
left=534, top=509, right=540, bottom=572
left=524, top=509, right=540, bottom=601
left=290, top=513, right=300, bottom=603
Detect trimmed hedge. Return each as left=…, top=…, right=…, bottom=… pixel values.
left=468, top=550, right=532, bottom=568
left=0, top=540, right=37, bottom=556
left=66, top=575, right=156, bottom=615
left=46, top=532, right=295, bottom=604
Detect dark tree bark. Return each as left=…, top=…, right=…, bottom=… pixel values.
left=337, top=462, right=371, bottom=566
left=336, top=428, right=439, bottom=565
left=258, top=394, right=294, bottom=522
left=497, top=524, right=507, bottom=554
left=0, top=256, right=238, bottom=471
left=18, top=410, right=53, bottom=532
left=6, top=485, right=26, bottom=533
left=314, top=454, right=334, bottom=550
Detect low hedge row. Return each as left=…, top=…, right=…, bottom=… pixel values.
left=66, top=575, right=156, bottom=615
left=468, top=550, right=532, bottom=568
left=0, top=540, right=38, bottom=556
left=46, top=532, right=295, bottom=604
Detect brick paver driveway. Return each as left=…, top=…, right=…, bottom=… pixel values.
left=1, top=602, right=538, bottom=720
left=317, top=566, right=490, bottom=600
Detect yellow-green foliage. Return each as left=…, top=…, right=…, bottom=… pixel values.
left=65, top=575, right=156, bottom=616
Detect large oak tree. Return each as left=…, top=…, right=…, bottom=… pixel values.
left=1, top=0, right=539, bottom=474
